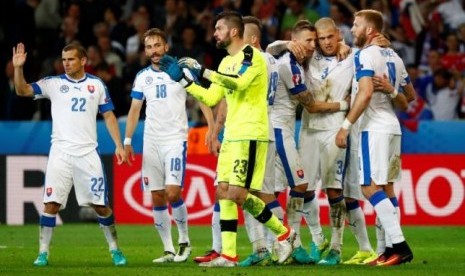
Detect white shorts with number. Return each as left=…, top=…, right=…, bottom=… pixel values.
left=343, top=130, right=363, bottom=200
left=43, top=145, right=108, bottom=209
left=359, top=131, right=401, bottom=186
left=142, top=141, right=187, bottom=191
left=275, top=127, right=307, bottom=189
left=300, top=128, right=346, bottom=191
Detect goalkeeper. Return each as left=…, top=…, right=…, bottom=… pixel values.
left=159, top=11, right=296, bottom=267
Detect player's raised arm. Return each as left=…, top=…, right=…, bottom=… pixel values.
left=12, top=43, right=34, bottom=97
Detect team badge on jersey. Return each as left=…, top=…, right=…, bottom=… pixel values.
left=46, top=187, right=53, bottom=196
left=60, top=85, right=69, bottom=93
left=292, top=73, right=302, bottom=86
left=296, top=169, right=304, bottom=179
left=87, top=85, right=95, bottom=93
left=145, top=76, right=153, bottom=84
left=143, top=177, right=149, bottom=185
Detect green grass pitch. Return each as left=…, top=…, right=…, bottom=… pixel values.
left=1, top=224, right=464, bottom=275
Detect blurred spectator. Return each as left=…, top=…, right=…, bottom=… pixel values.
left=73, top=0, right=105, bottom=47
left=0, top=61, right=36, bottom=120
left=103, top=5, right=130, bottom=49
left=330, top=2, right=354, bottom=46
left=169, top=25, right=205, bottom=63
left=93, top=22, right=125, bottom=59
left=85, top=45, right=116, bottom=76
left=280, top=0, right=320, bottom=39
left=95, top=62, right=129, bottom=118
left=398, top=0, right=426, bottom=41
left=457, top=22, right=465, bottom=51
left=53, top=16, right=80, bottom=57
left=97, top=35, right=124, bottom=77
left=397, top=65, right=433, bottom=131
left=309, top=0, right=331, bottom=17
left=250, top=0, right=280, bottom=46
left=440, top=33, right=465, bottom=73
left=434, top=0, right=465, bottom=31
left=32, top=0, right=62, bottom=61
left=390, top=25, right=416, bottom=65
left=125, top=15, right=150, bottom=64
left=426, top=69, right=462, bottom=120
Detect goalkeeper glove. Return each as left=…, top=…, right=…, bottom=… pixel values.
left=159, top=55, right=192, bottom=87
left=178, top=57, right=205, bottom=78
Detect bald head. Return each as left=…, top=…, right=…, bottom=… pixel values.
left=314, top=17, right=340, bottom=56
left=314, top=17, right=338, bottom=32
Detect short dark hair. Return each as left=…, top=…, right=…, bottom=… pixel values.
left=63, top=42, right=87, bottom=59
left=143, top=28, right=167, bottom=43
left=242, top=15, right=262, bottom=30
left=216, top=11, right=244, bottom=38
left=292, top=19, right=316, bottom=35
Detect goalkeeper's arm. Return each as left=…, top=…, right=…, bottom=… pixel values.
left=185, top=81, right=225, bottom=107
left=202, top=56, right=265, bottom=92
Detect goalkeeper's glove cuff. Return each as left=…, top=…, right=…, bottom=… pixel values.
left=179, top=74, right=193, bottom=88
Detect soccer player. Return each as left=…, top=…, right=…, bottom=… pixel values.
left=12, top=42, right=128, bottom=267
left=335, top=9, right=414, bottom=266
left=370, top=68, right=416, bottom=263
left=298, top=17, right=353, bottom=265
left=271, top=20, right=318, bottom=264
left=238, top=15, right=285, bottom=267
left=160, top=11, right=296, bottom=267
left=123, top=28, right=214, bottom=263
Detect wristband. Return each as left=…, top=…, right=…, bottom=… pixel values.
left=390, top=89, right=399, bottom=99
left=341, top=118, right=352, bottom=130
left=179, top=77, right=192, bottom=88
left=339, top=101, right=349, bottom=111
left=123, top=137, right=132, bottom=146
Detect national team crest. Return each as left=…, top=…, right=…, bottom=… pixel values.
left=87, top=85, right=95, bottom=93
left=296, top=169, right=304, bottom=179
left=59, top=85, right=69, bottom=93
left=46, top=187, right=53, bottom=196
left=143, top=177, right=149, bottom=185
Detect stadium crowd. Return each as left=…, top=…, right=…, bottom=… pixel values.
left=1, top=0, right=465, bottom=123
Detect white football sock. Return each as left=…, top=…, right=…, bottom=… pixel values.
left=153, top=206, right=175, bottom=253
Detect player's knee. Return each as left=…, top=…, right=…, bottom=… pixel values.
left=166, top=192, right=181, bottom=204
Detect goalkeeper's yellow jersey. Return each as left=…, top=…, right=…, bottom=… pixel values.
left=187, top=44, right=269, bottom=141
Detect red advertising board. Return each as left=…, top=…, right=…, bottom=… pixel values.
left=114, top=154, right=219, bottom=224
left=113, top=154, right=465, bottom=225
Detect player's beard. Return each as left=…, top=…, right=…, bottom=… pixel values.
left=216, top=36, right=231, bottom=49
left=354, top=32, right=368, bottom=48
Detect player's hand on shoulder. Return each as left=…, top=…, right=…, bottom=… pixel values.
left=336, top=42, right=351, bottom=61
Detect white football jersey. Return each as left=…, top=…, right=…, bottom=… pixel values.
left=32, top=74, right=113, bottom=156
left=131, top=66, right=193, bottom=144
left=301, top=51, right=353, bottom=130
left=271, top=52, right=308, bottom=128
left=354, top=46, right=402, bottom=135
left=263, top=51, right=279, bottom=141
